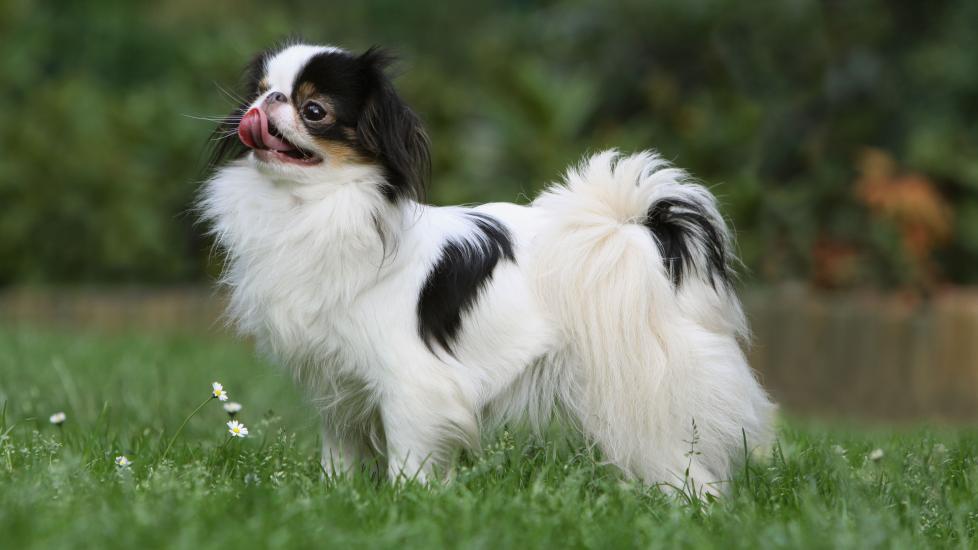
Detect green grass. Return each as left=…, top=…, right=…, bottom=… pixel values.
left=1, top=325, right=976, bottom=549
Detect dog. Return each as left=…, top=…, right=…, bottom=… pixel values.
left=199, top=42, right=774, bottom=494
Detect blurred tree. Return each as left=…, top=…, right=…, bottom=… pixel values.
left=0, top=0, right=976, bottom=288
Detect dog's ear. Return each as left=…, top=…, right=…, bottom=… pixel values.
left=356, top=47, right=431, bottom=203
left=206, top=50, right=272, bottom=173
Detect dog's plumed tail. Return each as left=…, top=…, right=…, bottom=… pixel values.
left=530, top=150, right=774, bottom=493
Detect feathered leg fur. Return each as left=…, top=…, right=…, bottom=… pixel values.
left=529, top=151, right=774, bottom=494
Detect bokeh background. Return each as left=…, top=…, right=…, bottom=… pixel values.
left=2, top=0, right=978, bottom=420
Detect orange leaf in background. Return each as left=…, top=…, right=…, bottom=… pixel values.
left=812, top=237, right=862, bottom=289
left=854, top=147, right=953, bottom=286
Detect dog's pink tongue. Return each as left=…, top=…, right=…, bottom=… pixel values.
left=237, top=108, right=294, bottom=152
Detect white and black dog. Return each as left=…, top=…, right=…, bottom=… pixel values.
left=200, top=43, right=774, bottom=494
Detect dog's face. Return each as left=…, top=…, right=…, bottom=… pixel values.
left=212, top=44, right=430, bottom=201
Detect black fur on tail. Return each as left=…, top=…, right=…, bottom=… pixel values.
left=644, top=198, right=730, bottom=289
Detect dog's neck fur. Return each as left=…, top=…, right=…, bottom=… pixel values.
left=202, top=160, right=409, bottom=362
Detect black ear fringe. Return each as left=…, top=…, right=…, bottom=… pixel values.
left=356, top=47, right=431, bottom=203
left=204, top=47, right=278, bottom=175
left=205, top=108, right=249, bottom=172
left=359, top=45, right=398, bottom=73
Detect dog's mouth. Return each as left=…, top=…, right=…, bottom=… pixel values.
left=238, top=108, right=322, bottom=166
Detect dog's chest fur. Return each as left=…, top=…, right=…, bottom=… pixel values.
left=205, top=164, right=404, bottom=377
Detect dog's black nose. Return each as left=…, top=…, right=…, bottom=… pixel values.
left=264, top=91, right=288, bottom=105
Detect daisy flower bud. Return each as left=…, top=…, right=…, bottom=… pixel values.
left=49, top=412, right=66, bottom=426
left=227, top=420, right=249, bottom=438
left=211, top=382, right=229, bottom=401
left=115, top=455, right=132, bottom=468
left=223, top=402, right=242, bottom=418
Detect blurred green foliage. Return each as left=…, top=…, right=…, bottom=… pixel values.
left=1, top=0, right=977, bottom=286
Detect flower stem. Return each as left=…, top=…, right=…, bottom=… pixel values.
left=161, top=397, right=212, bottom=461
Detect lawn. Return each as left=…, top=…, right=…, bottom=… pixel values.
left=0, top=325, right=976, bottom=549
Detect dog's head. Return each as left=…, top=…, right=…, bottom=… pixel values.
left=211, top=44, right=429, bottom=202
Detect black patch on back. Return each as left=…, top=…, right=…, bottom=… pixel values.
left=644, top=198, right=729, bottom=288
left=417, top=213, right=515, bottom=354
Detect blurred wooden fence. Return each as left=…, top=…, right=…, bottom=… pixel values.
left=747, top=286, right=978, bottom=421
left=2, top=285, right=978, bottom=421
left=0, top=287, right=226, bottom=332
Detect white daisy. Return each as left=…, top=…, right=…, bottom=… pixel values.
left=223, top=402, right=242, bottom=417
left=115, top=455, right=132, bottom=468
left=49, top=412, right=66, bottom=425
left=227, top=420, right=249, bottom=438
left=868, top=448, right=884, bottom=462
left=212, top=381, right=229, bottom=401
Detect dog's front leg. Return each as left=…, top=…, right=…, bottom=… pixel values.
left=320, top=421, right=377, bottom=479
left=378, top=372, right=478, bottom=483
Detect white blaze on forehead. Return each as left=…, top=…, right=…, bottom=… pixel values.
left=263, top=44, right=346, bottom=96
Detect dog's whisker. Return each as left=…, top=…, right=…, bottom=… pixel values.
left=214, top=81, right=248, bottom=105
left=210, top=131, right=240, bottom=141
left=184, top=114, right=244, bottom=123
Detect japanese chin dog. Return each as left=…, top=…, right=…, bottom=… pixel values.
left=199, top=42, right=774, bottom=495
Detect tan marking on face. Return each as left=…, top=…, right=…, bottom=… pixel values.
left=290, top=81, right=370, bottom=166
left=294, top=89, right=338, bottom=127
left=258, top=79, right=270, bottom=93
left=314, top=139, right=371, bottom=166
left=296, top=82, right=317, bottom=99
left=284, top=105, right=368, bottom=166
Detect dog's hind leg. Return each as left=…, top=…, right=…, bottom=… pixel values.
left=530, top=150, right=775, bottom=491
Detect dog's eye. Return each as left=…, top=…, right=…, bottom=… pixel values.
left=302, top=102, right=327, bottom=122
